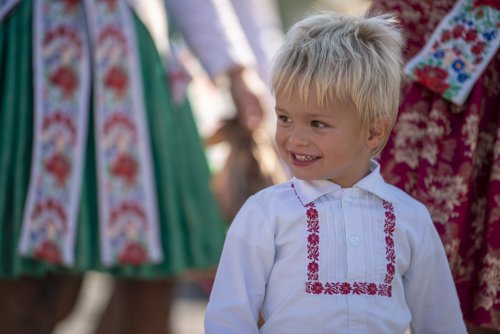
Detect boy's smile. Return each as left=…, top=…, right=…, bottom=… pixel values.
left=275, top=91, right=380, bottom=188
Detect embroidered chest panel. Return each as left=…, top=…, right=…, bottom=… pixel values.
left=291, top=184, right=396, bottom=297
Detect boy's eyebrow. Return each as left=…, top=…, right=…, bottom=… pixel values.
left=274, top=107, right=287, bottom=112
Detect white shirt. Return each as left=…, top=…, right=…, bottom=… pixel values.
left=205, top=162, right=467, bottom=334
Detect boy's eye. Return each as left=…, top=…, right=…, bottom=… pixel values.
left=277, top=115, right=290, bottom=123
left=311, top=120, right=327, bottom=128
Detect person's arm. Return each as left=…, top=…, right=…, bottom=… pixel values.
left=403, top=210, right=467, bottom=333
left=164, top=0, right=267, bottom=130
left=205, top=196, right=275, bottom=333
left=164, top=0, right=255, bottom=77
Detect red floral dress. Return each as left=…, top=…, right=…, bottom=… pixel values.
left=371, top=0, right=500, bottom=329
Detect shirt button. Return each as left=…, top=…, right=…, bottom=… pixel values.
left=344, top=195, right=353, bottom=203
left=350, top=236, right=360, bottom=247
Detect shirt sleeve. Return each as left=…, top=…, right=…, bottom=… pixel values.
left=403, top=210, right=467, bottom=334
left=205, top=196, right=275, bottom=334
left=164, top=0, right=256, bottom=77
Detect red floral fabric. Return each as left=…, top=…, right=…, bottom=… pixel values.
left=372, top=0, right=500, bottom=329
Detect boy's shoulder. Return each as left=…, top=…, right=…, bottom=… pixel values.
left=252, top=179, right=295, bottom=201
left=381, top=180, right=432, bottom=224
left=383, top=181, right=425, bottom=207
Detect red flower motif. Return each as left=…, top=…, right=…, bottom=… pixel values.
left=308, top=261, right=319, bottom=273
left=103, top=0, right=118, bottom=11
left=306, top=207, right=318, bottom=219
left=465, top=29, right=478, bottom=42
left=35, top=240, right=62, bottom=264
left=440, top=30, right=451, bottom=42
left=452, top=25, right=465, bottom=38
left=104, top=66, right=128, bottom=98
left=50, top=66, right=78, bottom=99
left=310, top=282, right=324, bottom=294
left=60, top=0, right=79, bottom=12
left=111, top=154, right=138, bottom=185
left=45, top=153, right=71, bottom=186
left=340, top=282, right=351, bottom=294
left=473, top=0, right=500, bottom=10
left=119, top=242, right=148, bottom=265
left=414, top=65, right=449, bottom=94
left=367, top=283, right=378, bottom=295
left=471, top=41, right=486, bottom=55
left=307, top=233, right=319, bottom=245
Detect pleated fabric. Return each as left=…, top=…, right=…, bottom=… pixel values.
left=0, top=0, right=226, bottom=278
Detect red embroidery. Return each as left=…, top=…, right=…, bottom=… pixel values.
left=34, top=239, right=63, bottom=264
left=43, top=112, right=77, bottom=144
left=45, top=153, right=71, bottom=186
left=118, top=242, right=148, bottom=265
left=413, top=65, right=450, bottom=94
left=103, top=66, right=129, bottom=98
left=49, top=65, right=79, bottom=99
left=59, top=0, right=79, bottom=13
left=32, top=199, right=68, bottom=233
left=110, top=153, right=138, bottom=185
left=291, top=183, right=396, bottom=297
left=43, top=26, right=82, bottom=54
left=102, top=0, right=118, bottom=12
left=473, top=0, right=500, bottom=10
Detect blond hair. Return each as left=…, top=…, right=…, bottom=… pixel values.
left=271, top=12, right=405, bottom=155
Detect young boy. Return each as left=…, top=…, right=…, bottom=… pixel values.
left=204, top=12, right=467, bottom=334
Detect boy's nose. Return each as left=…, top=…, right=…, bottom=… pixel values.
left=288, top=128, right=309, bottom=146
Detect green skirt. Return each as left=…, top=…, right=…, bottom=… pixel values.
left=0, top=1, right=225, bottom=278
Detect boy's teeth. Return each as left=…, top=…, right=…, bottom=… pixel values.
left=295, top=154, right=315, bottom=161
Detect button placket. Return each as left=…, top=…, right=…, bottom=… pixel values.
left=342, top=189, right=365, bottom=281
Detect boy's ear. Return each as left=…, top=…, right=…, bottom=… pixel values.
left=366, top=118, right=391, bottom=149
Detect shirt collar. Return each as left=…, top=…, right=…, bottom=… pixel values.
left=292, top=160, right=395, bottom=204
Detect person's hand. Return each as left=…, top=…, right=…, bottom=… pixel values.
left=228, top=66, right=268, bottom=131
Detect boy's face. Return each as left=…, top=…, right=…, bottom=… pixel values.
left=275, top=91, right=376, bottom=188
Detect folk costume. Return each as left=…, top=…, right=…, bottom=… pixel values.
left=0, top=0, right=246, bottom=278
left=372, top=0, right=500, bottom=328
left=205, top=162, right=466, bottom=333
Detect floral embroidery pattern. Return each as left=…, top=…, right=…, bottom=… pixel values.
left=404, top=0, right=500, bottom=105
left=291, top=183, right=396, bottom=297
left=20, top=0, right=161, bottom=267
left=375, top=0, right=500, bottom=328
left=49, top=65, right=79, bottom=99
left=85, top=0, right=162, bottom=266
left=18, top=0, right=89, bottom=265
left=29, top=199, right=69, bottom=264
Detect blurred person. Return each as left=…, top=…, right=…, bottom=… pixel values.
left=205, top=11, right=466, bottom=333
left=0, top=0, right=270, bottom=333
left=369, top=0, right=500, bottom=332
